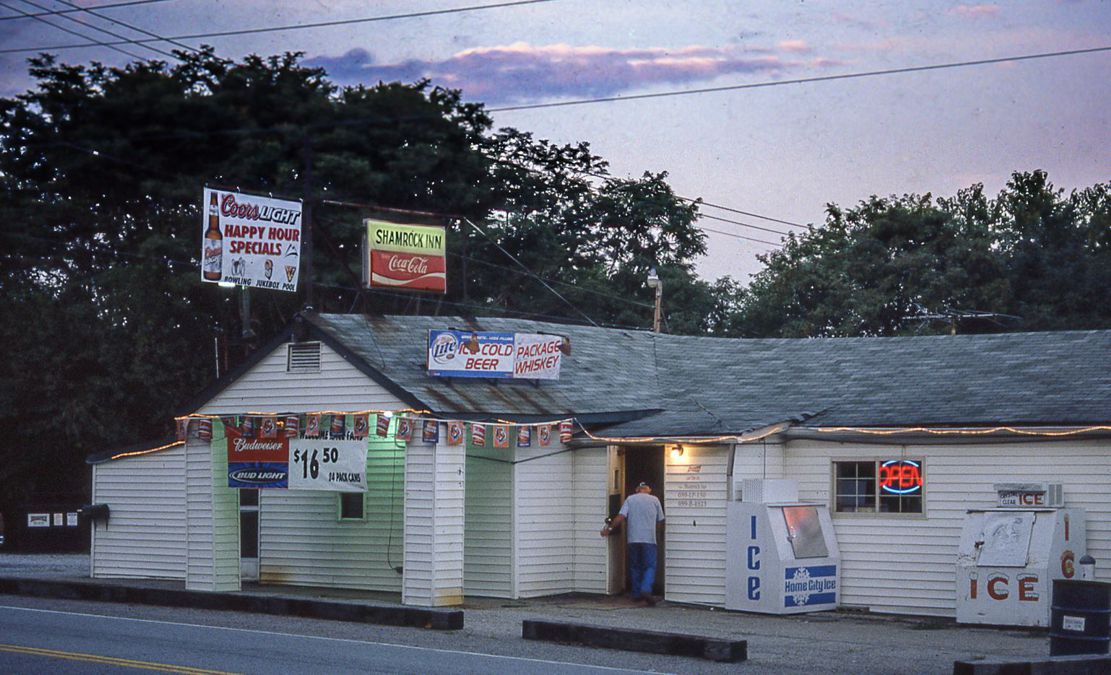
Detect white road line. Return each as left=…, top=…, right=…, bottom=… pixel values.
left=0, top=604, right=660, bottom=673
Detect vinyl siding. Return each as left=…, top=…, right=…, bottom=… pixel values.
left=465, top=444, right=513, bottom=598
left=91, top=445, right=187, bottom=579
left=784, top=438, right=1111, bottom=617
left=572, top=446, right=608, bottom=593
left=185, top=433, right=239, bottom=592
left=663, top=445, right=730, bottom=606
left=258, top=434, right=405, bottom=591
left=515, top=440, right=575, bottom=597
left=198, top=341, right=403, bottom=414
left=403, top=435, right=465, bottom=606
left=197, top=338, right=412, bottom=593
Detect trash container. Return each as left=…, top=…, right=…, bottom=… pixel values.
left=1049, top=579, right=1111, bottom=656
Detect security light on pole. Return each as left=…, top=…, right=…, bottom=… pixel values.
left=647, top=267, right=663, bottom=333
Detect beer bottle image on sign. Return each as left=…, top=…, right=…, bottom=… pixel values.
left=202, top=192, right=223, bottom=281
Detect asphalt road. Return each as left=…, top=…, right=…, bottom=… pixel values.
left=0, top=602, right=647, bottom=674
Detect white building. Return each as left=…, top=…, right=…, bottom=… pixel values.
left=89, top=313, right=1111, bottom=615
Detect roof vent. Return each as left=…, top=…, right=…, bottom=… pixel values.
left=287, top=342, right=321, bottom=373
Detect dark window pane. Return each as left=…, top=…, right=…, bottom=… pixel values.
left=240, top=511, right=259, bottom=558
left=240, top=489, right=259, bottom=507
left=340, top=493, right=364, bottom=519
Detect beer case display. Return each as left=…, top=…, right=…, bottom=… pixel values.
left=725, top=479, right=841, bottom=614
left=956, top=483, right=1086, bottom=627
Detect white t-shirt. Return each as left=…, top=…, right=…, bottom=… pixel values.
left=619, top=492, right=665, bottom=544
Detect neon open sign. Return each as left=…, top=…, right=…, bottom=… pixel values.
left=880, top=460, right=922, bottom=495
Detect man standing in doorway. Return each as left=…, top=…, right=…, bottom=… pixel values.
left=601, top=481, right=665, bottom=605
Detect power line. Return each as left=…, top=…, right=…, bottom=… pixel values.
left=0, top=0, right=171, bottom=22
left=695, top=198, right=806, bottom=229
left=0, top=0, right=150, bottom=61
left=0, top=0, right=557, bottom=54
left=699, top=212, right=791, bottom=237
left=486, top=46, right=1111, bottom=113
left=463, top=216, right=600, bottom=327
left=50, top=0, right=200, bottom=55
left=697, top=226, right=780, bottom=248
left=14, top=0, right=177, bottom=60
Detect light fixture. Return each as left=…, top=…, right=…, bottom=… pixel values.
left=670, top=445, right=684, bottom=459
left=646, top=267, right=663, bottom=333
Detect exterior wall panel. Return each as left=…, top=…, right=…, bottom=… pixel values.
left=515, top=441, right=575, bottom=598
left=91, top=446, right=187, bottom=579
left=663, top=445, right=730, bottom=606
left=784, top=438, right=1111, bottom=617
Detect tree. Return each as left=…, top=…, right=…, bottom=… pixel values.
left=736, top=171, right=1111, bottom=338
left=0, top=49, right=720, bottom=514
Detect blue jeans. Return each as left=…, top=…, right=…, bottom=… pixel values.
left=627, top=543, right=657, bottom=598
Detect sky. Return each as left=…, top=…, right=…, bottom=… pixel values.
left=1, top=0, right=1108, bottom=283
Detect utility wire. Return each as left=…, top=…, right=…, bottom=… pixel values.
left=463, top=217, right=600, bottom=327
left=14, top=0, right=177, bottom=60
left=699, top=212, right=790, bottom=237
left=0, top=0, right=150, bottom=61
left=485, top=45, right=1111, bottom=113
left=0, top=0, right=171, bottom=22
left=0, top=0, right=556, bottom=53
left=698, top=226, right=780, bottom=247
left=51, top=0, right=200, bottom=55
left=695, top=198, right=806, bottom=229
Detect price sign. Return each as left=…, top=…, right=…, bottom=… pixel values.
left=288, top=439, right=367, bottom=492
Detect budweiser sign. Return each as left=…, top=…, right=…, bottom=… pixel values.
left=365, top=219, right=447, bottom=293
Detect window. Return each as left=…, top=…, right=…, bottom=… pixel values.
left=338, top=492, right=365, bottom=521
left=834, top=459, right=923, bottom=514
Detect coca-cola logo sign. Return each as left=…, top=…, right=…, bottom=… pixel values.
left=365, top=219, right=447, bottom=293
left=386, top=254, right=429, bottom=275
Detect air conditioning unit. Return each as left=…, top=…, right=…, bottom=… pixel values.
left=739, top=479, right=799, bottom=504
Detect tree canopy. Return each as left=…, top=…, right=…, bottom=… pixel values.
left=0, top=49, right=725, bottom=513
left=736, top=171, right=1111, bottom=337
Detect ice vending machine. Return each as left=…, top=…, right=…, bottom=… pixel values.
left=956, top=483, right=1086, bottom=627
left=725, top=479, right=841, bottom=614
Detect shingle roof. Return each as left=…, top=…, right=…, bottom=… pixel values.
left=307, top=313, right=1111, bottom=438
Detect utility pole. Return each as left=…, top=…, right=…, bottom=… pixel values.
left=302, top=136, right=315, bottom=311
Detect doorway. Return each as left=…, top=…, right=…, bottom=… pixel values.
left=617, top=445, right=666, bottom=596
left=240, top=489, right=259, bottom=581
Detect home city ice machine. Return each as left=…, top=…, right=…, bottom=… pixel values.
left=725, top=479, right=840, bottom=614
left=957, top=483, right=1086, bottom=627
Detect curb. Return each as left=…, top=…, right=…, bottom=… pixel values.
left=522, top=619, right=747, bottom=663
left=0, top=577, right=463, bottom=630
left=953, top=654, right=1111, bottom=674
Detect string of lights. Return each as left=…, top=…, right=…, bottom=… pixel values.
left=814, top=425, right=1111, bottom=438
left=115, top=417, right=1111, bottom=462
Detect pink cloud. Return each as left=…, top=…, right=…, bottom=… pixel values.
left=778, top=40, right=811, bottom=53
left=949, top=4, right=1001, bottom=18
left=307, top=42, right=834, bottom=104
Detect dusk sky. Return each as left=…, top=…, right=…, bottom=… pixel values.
left=2, top=0, right=1108, bottom=282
